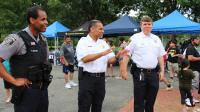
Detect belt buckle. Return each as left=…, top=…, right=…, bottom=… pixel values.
left=39, top=82, right=43, bottom=89
left=147, top=69, right=151, bottom=73
left=96, top=73, right=101, bottom=77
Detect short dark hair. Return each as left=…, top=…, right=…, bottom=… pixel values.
left=27, top=6, right=45, bottom=24
left=180, top=59, right=190, bottom=69
left=140, top=16, right=152, bottom=23
left=169, top=39, right=177, bottom=44
left=64, top=35, right=70, bottom=39
left=88, top=20, right=102, bottom=32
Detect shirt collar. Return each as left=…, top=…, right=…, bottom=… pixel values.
left=86, top=34, right=100, bottom=43
left=23, top=27, right=40, bottom=42
left=140, top=31, right=152, bottom=38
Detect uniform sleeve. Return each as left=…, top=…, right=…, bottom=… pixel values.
left=76, top=38, right=89, bottom=61
left=125, top=35, right=136, bottom=54
left=0, top=34, right=23, bottom=60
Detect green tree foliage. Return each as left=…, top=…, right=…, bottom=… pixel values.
left=120, top=0, right=200, bottom=22
left=51, top=0, right=121, bottom=28
left=0, top=0, right=32, bottom=33
left=1, top=0, right=200, bottom=37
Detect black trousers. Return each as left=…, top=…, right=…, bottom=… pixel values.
left=78, top=73, right=105, bottom=112
left=14, top=88, right=48, bottom=112
left=179, top=88, right=193, bottom=106
left=132, top=70, right=159, bottom=112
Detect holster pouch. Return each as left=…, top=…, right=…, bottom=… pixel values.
left=42, top=74, right=53, bottom=90
left=155, top=65, right=160, bottom=73
left=130, top=62, right=137, bottom=75
left=11, top=87, right=25, bottom=105
left=42, top=62, right=53, bottom=89
left=78, top=67, right=83, bottom=80
left=27, top=62, right=53, bottom=90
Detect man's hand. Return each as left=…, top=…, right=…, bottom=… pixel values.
left=121, top=70, right=128, bottom=80
left=102, top=47, right=114, bottom=56
left=159, top=70, right=165, bottom=81
left=60, top=56, right=69, bottom=66
left=14, top=78, right=31, bottom=87
left=118, top=49, right=129, bottom=57
left=60, top=56, right=65, bottom=65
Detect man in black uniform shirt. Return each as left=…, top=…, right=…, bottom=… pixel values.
left=186, top=36, right=200, bottom=95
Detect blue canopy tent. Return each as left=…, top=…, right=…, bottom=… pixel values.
left=43, top=21, right=70, bottom=49
left=104, top=15, right=140, bottom=36
left=152, top=10, right=200, bottom=34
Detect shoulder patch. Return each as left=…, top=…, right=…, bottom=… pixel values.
left=2, top=34, right=18, bottom=46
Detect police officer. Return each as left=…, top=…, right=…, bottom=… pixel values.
left=76, top=20, right=118, bottom=112
left=0, top=6, right=50, bottom=112
left=120, top=16, right=165, bottom=112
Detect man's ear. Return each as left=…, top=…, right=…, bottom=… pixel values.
left=90, top=26, right=94, bottom=32
left=29, top=17, right=35, bottom=24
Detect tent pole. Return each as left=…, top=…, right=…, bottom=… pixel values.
left=54, top=35, right=57, bottom=66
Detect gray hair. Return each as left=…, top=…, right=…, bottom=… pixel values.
left=88, top=20, right=102, bottom=32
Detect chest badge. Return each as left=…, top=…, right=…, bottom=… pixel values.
left=31, top=42, right=36, bottom=46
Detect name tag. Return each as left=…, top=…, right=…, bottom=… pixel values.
left=31, top=50, right=38, bottom=52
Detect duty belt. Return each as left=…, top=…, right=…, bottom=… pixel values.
left=83, top=71, right=105, bottom=77
left=28, top=82, right=43, bottom=89
left=136, top=68, right=156, bottom=73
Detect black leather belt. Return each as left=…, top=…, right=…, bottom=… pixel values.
left=29, top=82, right=43, bottom=89
left=137, top=68, right=156, bottom=73
left=83, top=71, right=105, bottom=77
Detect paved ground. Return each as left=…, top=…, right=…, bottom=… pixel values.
left=0, top=66, right=199, bottom=112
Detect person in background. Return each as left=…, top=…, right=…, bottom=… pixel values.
left=178, top=59, right=195, bottom=111
left=106, top=39, right=115, bottom=77
left=167, top=40, right=180, bottom=82
left=60, top=36, right=77, bottom=89
left=2, top=60, right=12, bottom=103
left=162, top=54, right=173, bottom=90
left=115, top=38, right=128, bottom=80
left=185, top=36, right=200, bottom=104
